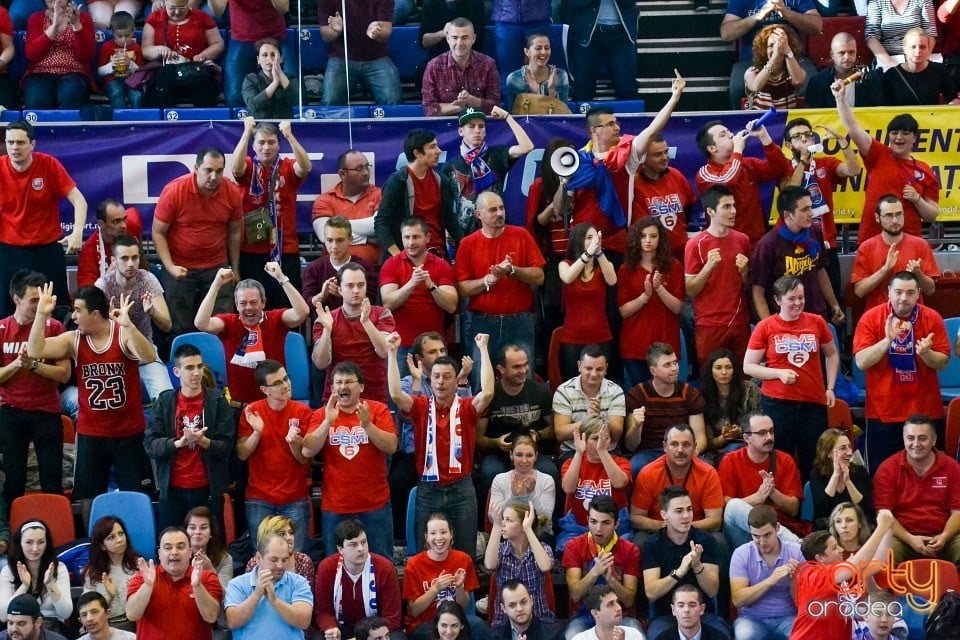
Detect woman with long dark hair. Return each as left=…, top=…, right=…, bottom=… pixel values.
left=0, top=520, right=71, bottom=626
left=617, top=217, right=683, bottom=389
left=432, top=600, right=473, bottom=640
left=184, top=506, right=232, bottom=591
left=810, top=429, right=873, bottom=531
left=700, top=348, right=757, bottom=466
left=556, top=222, right=617, bottom=379
left=81, top=516, right=138, bottom=632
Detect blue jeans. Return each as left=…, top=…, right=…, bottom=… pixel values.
left=648, top=614, right=730, bottom=639
left=321, top=502, right=394, bottom=560
left=761, top=396, right=826, bottom=481
left=415, top=478, right=477, bottom=557
left=622, top=359, right=650, bottom=392
left=466, top=311, right=535, bottom=391
left=629, top=448, right=664, bottom=480
left=569, top=25, right=636, bottom=101
left=723, top=498, right=801, bottom=551
left=393, top=0, right=415, bottom=24
left=223, top=37, right=300, bottom=107
left=733, top=615, right=795, bottom=640
left=493, top=21, right=551, bottom=92
left=865, top=419, right=908, bottom=475
left=245, top=498, right=311, bottom=552
left=140, top=359, right=173, bottom=403
left=22, top=73, right=89, bottom=109
left=322, top=56, right=401, bottom=106
left=105, top=79, right=144, bottom=108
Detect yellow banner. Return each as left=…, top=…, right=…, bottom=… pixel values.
left=770, top=105, right=960, bottom=225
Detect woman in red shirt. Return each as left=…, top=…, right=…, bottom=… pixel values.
left=141, top=0, right=224, bottom=106
left=0, top=7, right=14, bottom=109
left=22, top=0, right=95, bottom=108
left=744, top=275, right=839, bottom=480
left=617, top=217, right=683, bottom=389
left=557, top=222, right=616, bottom=380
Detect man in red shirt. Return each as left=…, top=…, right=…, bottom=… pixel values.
left=27, top=283, right=156, bottom=516
left=126, top=527, right=223, bottom=640
left=301, top=361, right=398, bottom=559
left=380, top=216, right=458, bottom=374
left=632, top=134, right=695, bottom=258
left=684, top=185, right=752, bottom=367
left=312, top=150, right=382, bottom=265
left=237, top=360, right=315, bottom=551
left=455, top=192, right=545, bottom=388
left=873, top=417, right=960, bottom=563
left=387, top=331, right=494, bottom=556
left=313, top=264, right=396, bottom=404
left=0, top=120, right=87, bottom=318
left=832, top=83, right=940, bottom=244
left=194, top=263, right=309, bottom=406
left=853, top=271, right=949, bottom=474
left=850, top=195, right=939, bottom=312
left=629, top=424, right=724, bottom=549
left=152, top=147, right=243, bottom=336
left=695, top=119, right=792, bottom=246
left=719, top=412, right=804, bottom=550
left=231, top=118, right=311, bottom=309
left=76, top=199, right=144, bottom=288
left=0, top=270, right=70, bottom=506
left=791, top=510, right=895, bottom=639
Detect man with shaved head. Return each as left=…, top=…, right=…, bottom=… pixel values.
left=805, top=32, right=883, bottom=107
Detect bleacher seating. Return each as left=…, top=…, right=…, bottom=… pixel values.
left=804, top=15, right=872, bottom=70
left=23, top=109, right=83, bottom=122
left=163, top=107, right=233, bottom=121
left=89, top=491, right=158, bottom=560
left=113, top=108, right=163, bottom=121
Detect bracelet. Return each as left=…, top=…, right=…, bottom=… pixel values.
left=580, top=253, right=590, bottom=263
left=483, top=276, right=492, bottom=293
left=427, top=284, right=438, bottom=292
left=693, top=566, right=705, bottom=575
left=509, top=264, right=516, bottom=277
left=827, top=388, right=835, bottom=391
left=277, top=277, right=290, bottom=286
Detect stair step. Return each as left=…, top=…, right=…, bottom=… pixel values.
left=637, top=12, right=724, bottom=38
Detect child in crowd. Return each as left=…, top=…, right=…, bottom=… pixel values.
left=96, top=11, right=143, bottom=109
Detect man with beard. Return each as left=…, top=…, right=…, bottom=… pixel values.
left=854, top=272, right=949, bottom=473
left=851, top=195, right=939, bottom=311
left=195, top=264, right=309, bottom=406
left=152, top=148, right=243, bottom=336
left=224, top=534, right=313, bottom=639
left=804, top=33, right=883, bottom=108
left=231, top=119, right=312, bottom=309
left=570, top=585, right=645, bottom=640
left=631, top=135, right=695, bottom=258
left=0, top=595, right=67, bottom=640
left=491, top=580, right=562, bottom=640
left=833, top=83, right=940, bottom=244
left=313, top=264, right=395, bottom=404
left=301, top=362, right=398, bottom=558
left=95, top=235, right=173, bottom=402
left=126, top=528, right=223, bottom=640
left=440, top=106, right=533, bottom=235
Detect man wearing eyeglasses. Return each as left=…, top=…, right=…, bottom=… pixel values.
left=232, top=118, right=312, bottom=310
left=780, top=117, right=860, bottom=301
left=832, top=82, right=940, bottom=244
left=312, top=150, right=382, bottom=265
left=718, top=412, right=804, bottom=550
left=850, top=195, right=939, bottom=311
left=238, top=359, right=315, bottom=552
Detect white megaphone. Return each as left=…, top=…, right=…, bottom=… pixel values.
left=550, top=146, right=580, bottom=177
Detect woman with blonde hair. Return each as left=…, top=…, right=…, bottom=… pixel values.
left=245, top=514, right=315, bottom=590
left=829, top=501, right=872, bottom=559
left=744, top=25, right=806, bottom=109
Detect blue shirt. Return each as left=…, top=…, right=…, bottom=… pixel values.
left=729, top=539, right=804, bottom=619
left=224, top=570, right=313, bottom=640
left=724, top=0, right=818, bottom=61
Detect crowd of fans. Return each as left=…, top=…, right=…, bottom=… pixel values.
left=0, top=8, right=958, bottom=634
left=0, top=0, right=957, bottom=116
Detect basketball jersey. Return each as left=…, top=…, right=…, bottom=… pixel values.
left=75, top=321, right=144, bottom=437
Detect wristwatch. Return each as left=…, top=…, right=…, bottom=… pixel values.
left=427, top=285, right=438, bottom=292
left=669, top=570, right=681, bottom=581
left=30, top=359, right=39, bottom=371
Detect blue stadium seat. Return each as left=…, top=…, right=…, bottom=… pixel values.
left=89, top=491, right=157, bottom=560
left=284, top=331, right=310, bottom=404
left=371, top=104, right=424, bottom=119
left=23, top=110, right=83, bottom=122
left=850, top=356, right=867, bottom=405
left=113, top=108, right=162, bottom=121
left=170, top=332, right=228, bottom=390
left=800, top=481, right=814, bottom=521
left=406, top=486, right=418, bottom=556
left=573, top=99, right=646, bottom=115
left=296, top=105, right=369, bottom=120
left=388, top=26, right=426, bottom=83
left=940, top=317, right=960, bottom=400
left=163, top=108, right=232, bottom=120
left=294, top=27, right=328, bottom=74
left=0, top=110, right=21, bottom=122
left=231, top=108, right=251, bottom=119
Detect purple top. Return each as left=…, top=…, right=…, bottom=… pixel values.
left=729, top=539, right=804, bottom=619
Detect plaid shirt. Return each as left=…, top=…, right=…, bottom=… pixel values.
left=422, top=50, right=501, bottom=116
left=493, top=540, right=555, bottom=627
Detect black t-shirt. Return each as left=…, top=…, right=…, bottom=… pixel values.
left=882, top=62, right=958, bottom=106
left=642, top=528, right=718, bottom=618
left=441, top=145, right=515, bottom=235
left=484, top=379, right=553, bottom=441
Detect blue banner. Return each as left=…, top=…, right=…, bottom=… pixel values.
left=31, top=112, right=783, bottom=237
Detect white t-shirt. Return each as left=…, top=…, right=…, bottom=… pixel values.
left=78, top=630, right=137, bottom=640
left=571, top=626, right=646, bottom=640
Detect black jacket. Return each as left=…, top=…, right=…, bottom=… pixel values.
left=804, top=66, right=883, bottom=108
left=374, top=167, right=460, bottom=259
